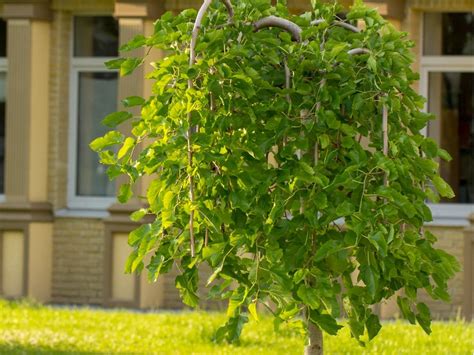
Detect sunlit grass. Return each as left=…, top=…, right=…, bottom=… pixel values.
left=0, top=299, right=472, bottom=354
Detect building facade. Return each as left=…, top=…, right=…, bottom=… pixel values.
left=0, top=0, right=472, bottom=319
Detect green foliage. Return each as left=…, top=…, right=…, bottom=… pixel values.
left=91, top=0, right=460, bottom=346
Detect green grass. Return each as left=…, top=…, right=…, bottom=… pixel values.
left=0, top=299, right=472, bottom=354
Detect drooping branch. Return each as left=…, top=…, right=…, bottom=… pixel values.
left=311, top=18, right=361, bottom=33
left=221, top=0, right=234, bottom=22
left=348, top=48, right=371, bottom=56
left=254, top=16, right=302, bottom=42
left=188, top=0, right=211, bottom=257
left=187, top=0, right=234, bottom=257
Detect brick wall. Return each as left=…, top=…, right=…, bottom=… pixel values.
left=52, top=218, right=105, bottom=304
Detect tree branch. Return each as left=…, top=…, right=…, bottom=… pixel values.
left=254, top=16, right=302, bottom=42
left=221, top=0, right=234, bottom=23
left=348, top=48, right=371, bottom=56
left=187, top=0, right=234, bottom=257
left=311, top=18, right=361, bottom=33
left=382, top=104, right=389, bottom=186
left=187, top=0, right=213, bottom=257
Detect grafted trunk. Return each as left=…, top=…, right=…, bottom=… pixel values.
left=305, top=318, right=323, bottom=355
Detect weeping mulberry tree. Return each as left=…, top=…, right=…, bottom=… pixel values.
left=91, top=0, right=460, bottom=353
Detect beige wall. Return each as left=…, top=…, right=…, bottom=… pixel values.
left=2, top=231, right=24, bottom=297
left=111, top=233, right=134, bottom=302
left=28, top=223, right=52, bottom=302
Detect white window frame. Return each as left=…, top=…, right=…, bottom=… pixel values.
left=0, top=54, right=7, bottom=203
left=68, top=16, right=118, bottom=210
left=420, top=12, right=474, bottom=226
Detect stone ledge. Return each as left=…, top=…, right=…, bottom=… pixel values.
left=0, top=201, right=53, bottom=222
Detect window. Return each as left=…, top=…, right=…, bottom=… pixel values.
left=0, top=19, right=7, bottom=197
left=69, top=16, right=119, bottom=209
left=421, top=12, right=474, bottom=225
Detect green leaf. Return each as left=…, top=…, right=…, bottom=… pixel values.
left=309, top=311, right=342, bottom=336
left=248, top=302, right=259, bottom=322
left=314, top=240, right=342, bottom=262
left=130, top=208, right=148, bottom=222
left=206, top=263, right=223, bottom=286
left=128, top=224, right=150, bottom=247
left=421, top=138, right=438, bottom=158
left=416, top=302, right=432, bottom=335
left=214, top=314, right=248, bottom=344
left=330, top=43, right=347, bottom=58
left=368, top=231, right=388, bottom=257
left=118, top=183, right=133, bottom=203
left=367, top=56, right=377, bottom=72
left=319, top=134, right=330, bottom=149
left=360, top=265, right=377, bottom=298
left=118, top=137, right=136, bottom=159
left=397, top=296, right=416, bottom=324
left=366, top=314, right=381, bottom=340
left=336, top=201, right=355, bottom=217
left=120, top=34, right=146, bottom=52
left=175, top=268, right=199, bottom=308
left=120, top=58, right=143, bottom=76
left=432, top=176, right=455, bottom=198
left=105, top=58, right=125, bottom=69
left=122, top=96, right=145, bottom=108
left=297, top=285, right=320, bottom=309
left=227, top=287, right=248, bottom=318
left=90, top=131, right=124, bottom=152
left=437, top=148, right=452, bottom=162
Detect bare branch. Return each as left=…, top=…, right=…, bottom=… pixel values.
left=190, top=0, right=213, bottom=66
left=254, top=16, right=302, bottom=42
left=311, top=18, right=361, bottom=33
left=284, top=57, right=291, bottom=102
left=348, top=48, right=371, bottom=56
left=221, top=0, right=234, bottom=22
left=187, top=0, right=214, bottom=257
left=382, top=104, right=389, bottom=186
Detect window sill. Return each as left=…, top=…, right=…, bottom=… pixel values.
left=55, top=208, right=109, bottom=219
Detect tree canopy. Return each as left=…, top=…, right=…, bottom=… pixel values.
left=91, top=0, right=460, bottom=348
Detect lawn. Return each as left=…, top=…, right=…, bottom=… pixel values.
left=0, top=300, right=472, bottom=354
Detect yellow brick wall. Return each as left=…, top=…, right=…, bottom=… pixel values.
left=52, top=218, right=105, bottom=304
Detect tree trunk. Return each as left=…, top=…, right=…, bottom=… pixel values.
left=305, top=316, right=323, bottom=355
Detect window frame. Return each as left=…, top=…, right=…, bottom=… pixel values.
left=420, top=12, right=474, bottom=226
left=68, top=15, right=118, bottom=210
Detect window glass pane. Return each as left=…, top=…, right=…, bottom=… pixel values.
left=428, top=72, right=474, bottom=203
left=0, top=72, right=5, bottom=194
left=74, top=16, right=118, bottom=57
left=423, top=13, right=474, bottom=55
left=76, top=72, right=117, bottom=197
left=0, top=20, right=6, bottom=57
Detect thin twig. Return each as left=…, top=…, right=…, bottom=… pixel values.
left=382, top=104, right=389, bottom=186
